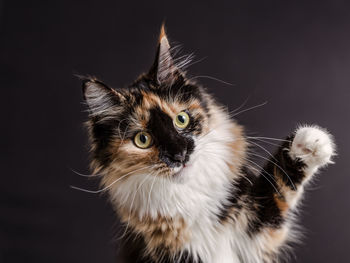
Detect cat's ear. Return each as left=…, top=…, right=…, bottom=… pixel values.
left=82, top=78, right=123, bottom=118
left=148, top=24, right=182, bottom=85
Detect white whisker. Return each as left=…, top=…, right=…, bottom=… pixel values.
left=247, top=136, right=291, bottom=143
left=250, top=153, right=296, bottom=190
left=188, top=75, right=234, bottom=86
left=70, top=168, right=100, bottom=177
left=248, top=141, right=278, bottom=162
left=244, top=158, right=281, bottom=196
left=230, top=101, right=268, bottom=118
left=70, top=165, right=153, bottom=194
left=230, top=95, right=251, bottom=114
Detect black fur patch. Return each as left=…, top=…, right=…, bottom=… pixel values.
left=275, top=136, right=307, bottom=188
left=217, top=136, right=309, bottom=235
left=248, top=171, right=285, bottom=234
left=90, top=119, right=117, bottom=166
left=148, top=107, right=195, bottom=167
left=246, top=136, right=307, bottom=234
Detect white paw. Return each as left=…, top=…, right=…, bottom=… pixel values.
left=290, top=125, right=335, bottom=169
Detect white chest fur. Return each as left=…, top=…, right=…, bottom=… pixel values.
left=109, top=116, right=260, bottom=262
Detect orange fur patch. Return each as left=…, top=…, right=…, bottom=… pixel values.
left=119, top=208, right=189, bottom=257
left=159, top=24, right=167, bottom=43
left=274, top=194, right=289, bottom=215
left=228, top=123, right=248, bottom=176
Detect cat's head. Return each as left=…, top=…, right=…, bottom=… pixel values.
left=82, top=26, right=245, bottom=207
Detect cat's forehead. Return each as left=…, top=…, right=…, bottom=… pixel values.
left=125, top=84, right=204, bottom=116
left=121, top=85, right=207, bottom=134
left=138, top=90, right=200, bottom=116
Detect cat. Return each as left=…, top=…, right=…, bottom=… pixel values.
left=80, top=25, right=335, bottom=263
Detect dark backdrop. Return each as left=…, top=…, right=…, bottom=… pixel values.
left=1, top=1, right=349, bottom=262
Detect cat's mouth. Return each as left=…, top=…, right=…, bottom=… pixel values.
left=171, top=163, right=190, bottom=178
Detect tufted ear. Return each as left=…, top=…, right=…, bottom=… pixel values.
left=148, top=24, right=182, bottom=85
left=82, top=78, right=123, bottom=118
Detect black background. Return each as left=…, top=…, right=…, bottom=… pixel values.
left=1, top=1, right=350, bottom=262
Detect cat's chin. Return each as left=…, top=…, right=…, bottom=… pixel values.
left=170, top=164, right=189, bottom=183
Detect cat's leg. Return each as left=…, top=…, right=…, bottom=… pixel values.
left=270, top=125, right=335, bottom=211
left=246, top=125, right=335, bottom=262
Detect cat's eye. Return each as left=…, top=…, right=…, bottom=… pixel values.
left=174, top=111, right=190, bottom=129
left=134, top=132, right=152, bottom=149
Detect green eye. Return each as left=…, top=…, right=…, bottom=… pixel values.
left=134, top=132, right=152, bottom=149
left=174, top=111, right=190, bottom=129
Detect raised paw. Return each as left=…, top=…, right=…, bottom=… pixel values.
left=290, top=125, right=335, bottom=169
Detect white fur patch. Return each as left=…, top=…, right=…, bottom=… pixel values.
left=290, top=125, right=335, bottom=173
left=110, top=120, right=335, bottom=262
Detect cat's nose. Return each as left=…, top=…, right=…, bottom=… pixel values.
left=160, top=149, right=188, bottom=167
left=173, top=151, right=187, bottom=163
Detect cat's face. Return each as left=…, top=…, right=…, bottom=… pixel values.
left=83, top=28, right=212, bottom=182
left=84, top=77, right=211, bottom=179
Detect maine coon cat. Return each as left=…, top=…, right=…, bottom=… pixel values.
left=80, top=26, right=335, bottom=263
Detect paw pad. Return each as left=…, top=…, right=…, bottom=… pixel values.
left=290, top=126, right=335, bottom=168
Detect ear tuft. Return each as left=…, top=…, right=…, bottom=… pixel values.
left=159, top=23, right=167, bottom=44
left=148, top=24, right=182, bottom=85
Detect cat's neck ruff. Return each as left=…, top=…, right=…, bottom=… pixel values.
left=107, top=108, right=249, bottom=263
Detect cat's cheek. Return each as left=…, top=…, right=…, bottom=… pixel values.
left=115, top=142, right=160, bottom=165
left=118, top=141, right=151, bottom=154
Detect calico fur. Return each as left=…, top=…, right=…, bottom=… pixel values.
left=81, top=25, right=335, bottom=263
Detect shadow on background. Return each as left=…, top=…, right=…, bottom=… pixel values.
left=1, top=1, right=349, bottom=262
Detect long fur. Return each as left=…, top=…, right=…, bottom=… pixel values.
left=81, top=26, right=336, bottom=263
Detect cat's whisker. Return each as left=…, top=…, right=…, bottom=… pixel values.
left=244, top=158, right=281, bottom=196
left=169, top=44, right=184, bottom=57
left=230, top=136, right=285, bottom=148
left=247, top=136, right=291, bottom=143
left=70, top=165, right=154, bottom=194
left=248, top=141, right=278, bottom=162
left=173, top=53, right=195, bottom=69
left=173, top=82, right=186, bottom=103
left=188, top=75, right=234, bottom=86
left=178, top=55, right=206, bottom=70
left=115, top=123, right=130, bottom=154
left=241, top=157, right=278, bottom=184
left=246, top=165, right=276, bottom=190
left=70, top=168, right=100, bottom=177
left=242, top=174, right=254, bottom=186
left=230, top=95, right=252, bottom=114
left=249, top=153, right=296, bottom=191
left=116, top=118, right=129, bottom=138
left=229, top=101, right=268, bottom=118
left=247, top=138, right=282, bottom=147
